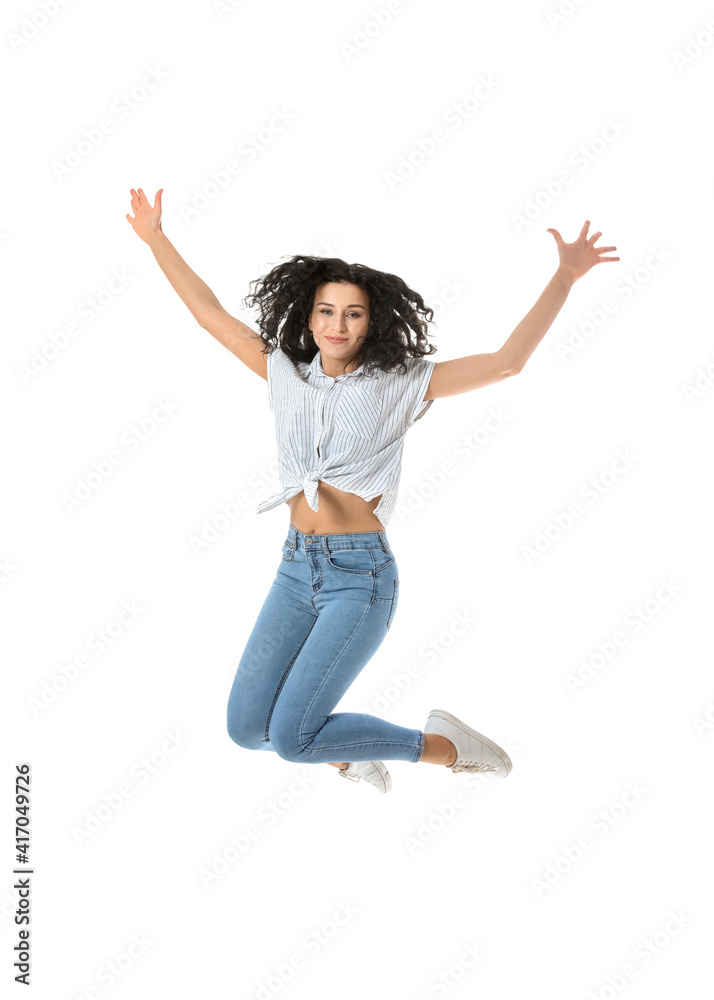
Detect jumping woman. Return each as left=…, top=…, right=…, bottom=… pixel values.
left=126, top=188, right=618, bottom=793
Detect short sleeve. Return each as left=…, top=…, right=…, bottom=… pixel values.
left=266, top=346, right=288, bottom=412
left=402, top=356, right=436, bottom=427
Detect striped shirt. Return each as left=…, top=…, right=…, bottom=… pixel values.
left=256, top=345, right=436, bottom=526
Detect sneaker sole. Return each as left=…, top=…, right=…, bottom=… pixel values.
left=374, top=761, right=392, bottom=793
left=343, top=761, right=392, bottom=793
left=427, top=708, right=512, bottom=775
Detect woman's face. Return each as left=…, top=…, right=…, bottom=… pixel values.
left=308, top=282, right=370, bottom=370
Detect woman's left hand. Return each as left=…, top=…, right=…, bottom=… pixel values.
left=546, top=220, right=619, bottom=282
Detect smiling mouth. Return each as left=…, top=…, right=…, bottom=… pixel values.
left=325, top=337, right=347, bottom=342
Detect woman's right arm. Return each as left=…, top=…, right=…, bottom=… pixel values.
left=126, top=188, right=267, bottom=380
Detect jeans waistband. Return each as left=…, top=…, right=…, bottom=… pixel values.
left=286, top=522, right=391, bottom=553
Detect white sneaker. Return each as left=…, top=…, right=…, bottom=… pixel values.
left=423, top=709, right=512, bottom=778
left=337, top=760, right=392, bottom=793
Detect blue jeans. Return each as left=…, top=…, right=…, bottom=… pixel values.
left=227, top=523, right=425, bottom=763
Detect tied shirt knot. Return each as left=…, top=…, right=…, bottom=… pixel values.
left=303, top=472, right=320, bottom=511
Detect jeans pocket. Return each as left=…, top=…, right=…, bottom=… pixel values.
left=325, top=547, right=374, bottom=575
left=372, top=554, right=396, bottom=575
left=281, top=542, right=294, bottom=561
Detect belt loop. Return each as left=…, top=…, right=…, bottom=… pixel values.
left=379, top=531, right=389, bottom=553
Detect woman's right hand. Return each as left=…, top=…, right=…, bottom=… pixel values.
left=126, top=187, right=164, bottom=245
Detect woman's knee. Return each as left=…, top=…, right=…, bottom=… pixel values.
left=267, top=724, right=308, bottom=762
left=226, top=705, right=268, bottom=750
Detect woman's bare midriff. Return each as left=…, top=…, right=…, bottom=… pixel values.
left=288, top=480, right=384, bottom=534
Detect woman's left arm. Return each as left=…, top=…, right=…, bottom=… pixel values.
left=425, top=220, right=619, bottom=399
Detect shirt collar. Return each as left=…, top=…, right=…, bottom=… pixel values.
left=308, top=350, right=365, bottom=379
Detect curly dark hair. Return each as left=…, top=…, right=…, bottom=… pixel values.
left=241, top=254, right=437, bottom=378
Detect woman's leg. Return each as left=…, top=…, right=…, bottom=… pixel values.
left=265, top=529, right=425, bottom=765
left=226, top=534, right=356, bottom=768
left=226, top=563, right=318, bottom=754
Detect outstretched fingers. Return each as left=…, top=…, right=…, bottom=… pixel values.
left=594, top=241, right=619, bottom=263
left=128, top=187, right=162, bottom=212
left=588, top=226, right=619, bottom=263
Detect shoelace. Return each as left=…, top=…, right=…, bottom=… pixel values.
left=451, top=759, right=497, bottom=773
left=338, top=767, right=362, bottom=782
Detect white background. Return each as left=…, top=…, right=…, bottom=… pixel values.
left=3, top=0, right=713, bottom=998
